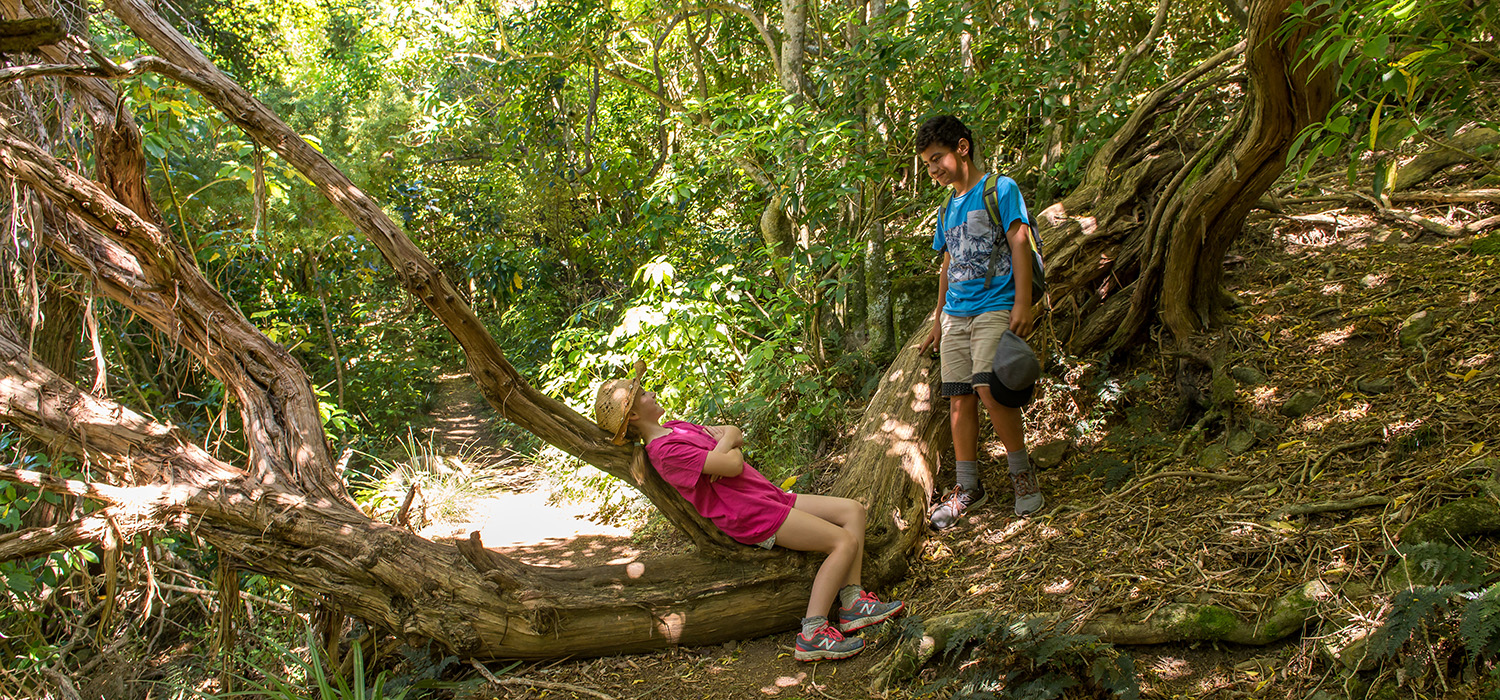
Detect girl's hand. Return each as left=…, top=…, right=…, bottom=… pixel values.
left=709, top=425, right=744, bottom=449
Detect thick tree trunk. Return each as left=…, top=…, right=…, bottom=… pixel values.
left=1036, top=0, right=1335, bottom=352
left=829, top=319, right=946, bottom=581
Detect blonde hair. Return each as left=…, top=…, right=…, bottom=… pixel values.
left=619, top=423, right=649, bottom=486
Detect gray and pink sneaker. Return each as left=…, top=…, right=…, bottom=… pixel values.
left=837, top=591, right=905, bottom=633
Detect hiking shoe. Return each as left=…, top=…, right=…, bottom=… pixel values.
left=1011, top=469, right=1044, bottom=516
left=794, top=622, right=864, bottom=661
left=929, top=484, right=988, bottom=530
left=837, top=591, right=905, bottom=633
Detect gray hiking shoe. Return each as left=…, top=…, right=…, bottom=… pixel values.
left=929, top=484, right=988, bottom=530
left=795, top=622, right=864, bottom=661
left=1011, top=469, right=1044, bottom=516
left=836, top=591, right=905, bottom=633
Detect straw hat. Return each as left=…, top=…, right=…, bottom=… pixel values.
left=593, top=360, right=646, bottom=445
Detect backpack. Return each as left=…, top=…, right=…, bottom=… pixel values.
left=941, top=175, right=1048, bottom=300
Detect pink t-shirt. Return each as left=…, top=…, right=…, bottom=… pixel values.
left=644, top=421, right=797, bottom=544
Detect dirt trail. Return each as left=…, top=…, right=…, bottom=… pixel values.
left=424, top=372, right=508, bottom=457
left=418, top=373, right=637, bottom=562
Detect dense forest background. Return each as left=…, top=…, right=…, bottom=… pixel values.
left=1, top=0, right=1497, bottom=696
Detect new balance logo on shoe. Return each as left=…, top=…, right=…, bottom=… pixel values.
left=836, top=591, right=905, bottom=633
left=794, top=622, right=864, bottom=661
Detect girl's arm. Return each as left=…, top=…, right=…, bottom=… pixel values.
left=704, top=425, right=744, bottom=448
left=703, top=426, right=745, bottom=478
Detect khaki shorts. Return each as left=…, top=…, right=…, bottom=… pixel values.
left=939, top=309, right=1011, bottom=396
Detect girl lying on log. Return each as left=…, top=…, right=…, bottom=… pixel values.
left=593, top=362, right=904, bottom=661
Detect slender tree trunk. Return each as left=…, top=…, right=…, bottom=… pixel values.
left=778, top=0, right=808, bottom=99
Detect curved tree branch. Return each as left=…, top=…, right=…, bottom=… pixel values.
left=1103, top=0, right=1174, bottom=94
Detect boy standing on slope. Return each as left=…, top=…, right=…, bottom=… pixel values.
left=915, top=114, right=1045, bottom=529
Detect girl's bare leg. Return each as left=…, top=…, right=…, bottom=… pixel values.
left=774, top=507, right=858, bottom=618
left=789, top=494, right=867, bottom=584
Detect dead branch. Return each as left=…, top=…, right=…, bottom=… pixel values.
left=1297, top=437, right=1383, bottom=484
left=1269, top=496, right=1392, bottom=521
left=469, top=660, right=618, bottom=700
left=1076, top=470, right=1250, bottom=516
left=0, top=506, right=166, bottom=564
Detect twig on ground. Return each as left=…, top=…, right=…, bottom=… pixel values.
left=1297, top=437, right=1383, bottom=484
left=1269, top=496, right=1392, bottom=521
left=1076, top=471, right=1250, bottom=515
left=470, top=659, right=618, bottom=700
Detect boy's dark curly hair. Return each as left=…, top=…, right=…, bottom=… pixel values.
left=915, top=115, right=976, bottom=161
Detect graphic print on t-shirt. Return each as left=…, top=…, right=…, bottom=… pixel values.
left=946, top=208, right=1011, bottom=285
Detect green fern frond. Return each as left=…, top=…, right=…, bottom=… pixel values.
left=1391, top=542, right=1490, bottom=587
left=1005, top=671, right=1078, bottom=700
left=1460, top=583, right=1500, bottom=661
left=1093, top=652, right=1141, bottom=700
left=943, top=615, right=1007, bottom=660
left=1370, top=585, right=1457, bottom=658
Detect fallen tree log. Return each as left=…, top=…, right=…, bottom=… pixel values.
left=0, top=0, right=948, bottom=660
left=1391, top=128, right=1500, bottom=191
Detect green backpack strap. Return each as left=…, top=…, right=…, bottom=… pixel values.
left=981, top=176, right=1047, bottom=298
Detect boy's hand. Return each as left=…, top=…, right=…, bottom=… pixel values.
left=1009, top=305, right=1035, bottom=337
left=919, top=322, right=941, bottom=356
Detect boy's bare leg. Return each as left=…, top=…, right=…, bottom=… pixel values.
left=976, top=385, right=1026, bottom=452
left=950, top=394, right=980, bottom=461
left=791, top=494, right=866, bottom=584
left=775, top=508, right=858, bottom=617
left=977, top=384, right=1044, bottom=515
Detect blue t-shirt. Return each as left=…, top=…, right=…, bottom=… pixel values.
left=932, top=174, right=1033, bottom=317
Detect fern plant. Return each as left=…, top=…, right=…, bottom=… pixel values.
left=921, top=615, right=1139, bottom=700
left=1368, top=543, right=1500, bottom=675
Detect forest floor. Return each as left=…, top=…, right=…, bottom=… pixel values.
left=397, top=190, right=1500, bottom=699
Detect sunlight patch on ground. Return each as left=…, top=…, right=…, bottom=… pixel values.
left=1312, top=324, right=1354, bottom=352
left=1384, top=417, right=1427, bottom=441
left=1299, top=402, right=1372, bottom=432
left=1275, top=225, right=1340, bottom=249
left=1320, top=282, right=1345, bottom=295
left=1458, top=353, right=1493, bottom=369
left=1043, top=578, right=1074, bottom=595
left=760, top=672, right=808, bottom=695
left=1248, top=385, right=1280, bottom=412
left=1150, top=656, right=1192, bottom=679
left=433, top=486, right=634, bottom=551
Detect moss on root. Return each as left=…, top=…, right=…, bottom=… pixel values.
left=1398, top=497, right=1500, bottom=544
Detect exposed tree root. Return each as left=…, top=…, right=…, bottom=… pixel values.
left=1296, top=437, right=1383, bottom=484
left=869, top=580, right=1332, bottom=693
left=1269, top=496, right=1392, bottom=521
left=1073, top=470, right=1249, bottom=516
left=1399, top=497, right=1500, bottom=544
